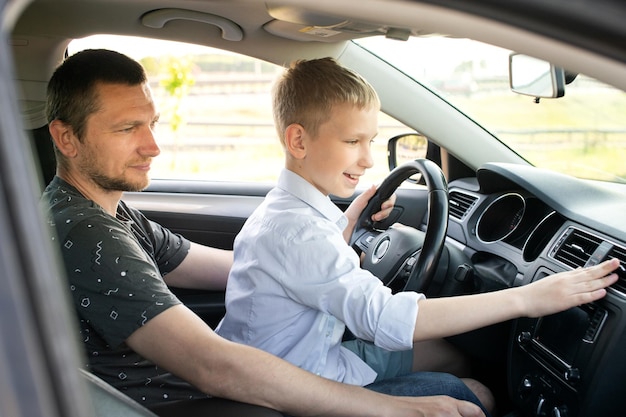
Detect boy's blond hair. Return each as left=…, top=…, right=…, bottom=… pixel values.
left=272, top=57, right=380, bottom=148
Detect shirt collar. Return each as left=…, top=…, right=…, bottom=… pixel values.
left=277, top=169, right=348, bottom=229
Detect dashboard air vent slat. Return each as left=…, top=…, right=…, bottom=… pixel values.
left=552, top=228, right=603, bottom=269
left=449, top=191, right=477, bottom=220
left=608, top=245, right=626, bottom=294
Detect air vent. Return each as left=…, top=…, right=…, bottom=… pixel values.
left=551, top=228, right=603, bottom=269
left=449, top=191, right=477, bottom=220
left=608, top=245, right=626, bottom=294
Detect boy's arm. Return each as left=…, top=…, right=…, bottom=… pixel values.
left=127, top=304, right=484, bottom=417
left=412, top=258, right=619, bottom=341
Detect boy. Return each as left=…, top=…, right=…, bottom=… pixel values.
left=216, top=58, right=618, bottom=411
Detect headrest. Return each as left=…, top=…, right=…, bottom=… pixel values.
left=17, top=79, right=48, bottom=130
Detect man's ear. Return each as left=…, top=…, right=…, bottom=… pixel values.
left=284, top=123, right=307, bottom=160
left=48, top=120, right=78, bottom=158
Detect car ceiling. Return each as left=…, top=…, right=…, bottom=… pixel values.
left=9, top=0, right=626, bottom=169
left=11, top=0, right=626, bottom=84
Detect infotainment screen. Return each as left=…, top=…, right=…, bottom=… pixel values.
left=534, top=306, right=590, bottom=365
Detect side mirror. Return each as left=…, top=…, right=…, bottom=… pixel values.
left=387, top=133, right=428, bottom=182
left=509, top=53, right=566, bottom=99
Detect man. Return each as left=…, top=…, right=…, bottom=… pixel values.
left=41, top=48, right=486, bottom=417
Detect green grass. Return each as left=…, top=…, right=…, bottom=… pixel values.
left=451, top=91, right=626, bottom=182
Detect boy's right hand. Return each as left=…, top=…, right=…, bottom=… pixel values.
left=522, top=258, right=619, bottom=318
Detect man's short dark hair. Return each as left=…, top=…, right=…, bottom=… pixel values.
left=46, top=49, right=147, bottom=141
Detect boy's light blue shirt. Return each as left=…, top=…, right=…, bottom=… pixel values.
left=216, top=169, right=422, bottom=385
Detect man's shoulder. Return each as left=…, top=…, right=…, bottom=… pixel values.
left=43, top=186, right=104, bottom=221
left=41, top=177, right=120, bottom=241
left=42, top=177, right=89, bottom=208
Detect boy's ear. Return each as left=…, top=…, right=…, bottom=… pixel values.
left=284, top=123, right=307, bottom=159
left=48, top=120, right=79, bottom=158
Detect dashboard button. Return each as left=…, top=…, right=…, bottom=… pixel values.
left=564, top=368, right=580, bottom=383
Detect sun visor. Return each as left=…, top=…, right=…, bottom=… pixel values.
left=264, top=3, right=412, bottom=42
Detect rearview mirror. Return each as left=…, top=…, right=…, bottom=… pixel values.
left=509, top=53, right=565, bottom=98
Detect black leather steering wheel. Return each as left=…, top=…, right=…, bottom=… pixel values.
left=350, top=159, right=449, bottom=292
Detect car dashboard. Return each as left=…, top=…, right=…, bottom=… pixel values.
left=446, top=162, right=626, bottom=416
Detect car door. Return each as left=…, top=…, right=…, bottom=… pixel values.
left=122, top=181, right=270, bottom=327
left=0, top=3, right=96, bottom=415
left=122, top=174, right=431, bottom=328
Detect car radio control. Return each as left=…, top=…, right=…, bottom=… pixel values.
left=534, top=396, right=569, bottom=417
left=536, top=395, right=546, bottom=416
left=518, top=377, right=533, bottom=400
left=517, top=331, right=532, bottom=346
left=563, top=368, right=580, bottom=383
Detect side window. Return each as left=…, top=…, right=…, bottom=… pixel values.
left=69, top=35, right=415, bottom=185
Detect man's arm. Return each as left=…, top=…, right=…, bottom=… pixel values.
left=127, top=304, right=484, bottom=417
left=163, top=242, right=232, bottom=290
left=413, top=258, right=619, bottom=341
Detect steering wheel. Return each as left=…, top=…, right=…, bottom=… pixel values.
left=350, top=159, right=449, bottom=292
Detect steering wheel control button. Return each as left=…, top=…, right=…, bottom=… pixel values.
left=454, top=263, right=474, bottom=283
left=372, top=237, right=390, bottom=264
left=355, top=233, right=376, bottom=253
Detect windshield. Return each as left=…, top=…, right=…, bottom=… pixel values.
left=356, top=37, right=626, bottom=184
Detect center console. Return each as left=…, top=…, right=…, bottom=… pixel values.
left=508, top=270, right=626, bottom=416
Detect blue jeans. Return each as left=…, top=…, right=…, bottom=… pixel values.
left=365, top=371, right=491, bottom=417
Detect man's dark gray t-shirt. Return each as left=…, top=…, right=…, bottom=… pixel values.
left=42, top=176, right=207, bottom=405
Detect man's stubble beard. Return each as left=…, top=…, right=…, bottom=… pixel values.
left=90, top=171, right=149, bottom=192
left=76, top=132, right=153, bottom=193
left=81, top=157, right=150, bottom=193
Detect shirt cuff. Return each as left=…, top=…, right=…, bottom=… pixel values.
left=373, top=291, right=424, bottom=351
